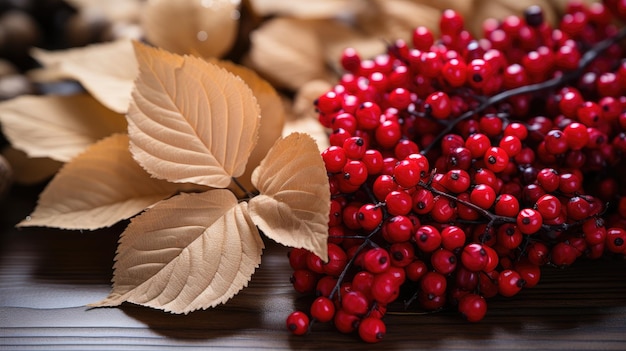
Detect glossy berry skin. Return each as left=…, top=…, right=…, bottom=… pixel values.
left=310, top=297, right=335, bottom=323
left=415, top=225, right=442, bottom=253
left=498, top=269, right=525, bottom=297
left=363, top=247, right=391, bottom=273
left=394, top=159, right=423, bottom=188
left=484, top=146, right=510, bottom=173
left=461, top=243, right=488, bottom=272
left=517, top=208, right=543, bottom=235
left=470, top=184, right=497, bottom=209
left=458, top=294, right=488, bottom=322
left=358, top=317, right=386, bottom=343
left=358, top=204, right=383, bottom=231
left=321, top=146, right=347, bottom=173
left=286, top=311, right=310, bottom=335
left=342, top=290, right=370, bottom=316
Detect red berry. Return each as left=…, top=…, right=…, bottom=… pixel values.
left=358, top=317, right=386, bottom=343
left=286, top=311, right=310, bottom=335
left=458, top=293, right=488, bottom=322
left=363, top=247, right=391, bottom=273
left=310, top=296, right=335, bottom=323
left=517, top=208, right=543, bottom=235
left=461, top=243, right=488, bottom=271
left=498, top=269, right=525, bottom=297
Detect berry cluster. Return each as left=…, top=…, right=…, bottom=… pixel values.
left=287, top=0, right=626, bottom=343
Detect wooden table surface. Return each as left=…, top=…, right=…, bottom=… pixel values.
left=1, top=184, right=626, bottom=350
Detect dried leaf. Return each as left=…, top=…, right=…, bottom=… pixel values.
left=247, top=0, right=359, bottom=18
left=210, top=59, right=285, bottom=195
left=250, top=133, right=330, bottom=260
left=128, top=42, right=260, bottom=188
left=292, top=79, right=333, bottom=120
left=141, top=0, right=239, bottom=59
left=311, top=19, right=387, bottom=72
left=357, top=0, right=441, bottom=44
left=31, top=39, right=137, bottom=114
left=91, top=189, right=264, bottom=314
left=18, top=134, right=181, bottom=230
left=282, top=117, right=329, bottom=152
left=0, top=94, right=127, bottom=162
left=247, top=17, right=331, bottom=91
left=1, top=147, right=62, bottom=185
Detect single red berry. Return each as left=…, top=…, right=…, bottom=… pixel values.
left=420, top=271, right=448, bottom=296
left=551, top=242, right=578, bottom=267
left=517, top=208, right=543, bottom=235
left=286, top=311, right=310, bottom=336
left=390, top=241, right=415, bottom=267
left=498, top=269, right=525, bottom=297
left=458, top=293, right=487, bottom=322
left=375, top=119, right=402, bottom=149
left=534, top=194, right=561, bottom=220
left=405, top=259, right=428, bottom=282
left=470, top=184, right=497, bottom=209
left=412, top=26, right=434, bottom=50
left=321, top=146, right=347, bottom=173
left=343, top=160, right=368, bottom=186
left=358, top=317, right=386, bottom=343
left=514, top=259, right=541, bottom=288
left=393, top=158, right=423, bottom=188
left=333, top=309, right=360, bottom=334
left=371, top=272, right=400, bottom=304
left=606, top=227, right=626, bottom=254
left=290, top=269, right=318, bottom=294
left=414, top=225, right=442, bottom=253
left=363, top=247, right=391, bottom=274
left=357, top=203, right=384, bottom=231
left=484, top=146, right=510, bottom=173
left=441, top=225, right=467, bottom=251
left=310, top=296, right=335, bottom=323
left=431, top=248, right=458, bottom=275
left=425, top=91, right=452, bottom=119
left=496, top=223, right=523, bottom=250
left=461, top=243, right=488, bottom=272
left=323, top=243, right=347, bottom=277
left=342, top=290, right=370, bottom=316
left=494, top=194, right=520, bottom=217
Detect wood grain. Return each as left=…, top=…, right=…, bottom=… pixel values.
left=1, top=184, right=626, bottom=350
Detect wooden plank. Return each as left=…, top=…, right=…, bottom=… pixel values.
left=1, top=185, right=626, bottom=350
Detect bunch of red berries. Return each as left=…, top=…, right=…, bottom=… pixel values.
left=286, top=0, right=626, bottom=343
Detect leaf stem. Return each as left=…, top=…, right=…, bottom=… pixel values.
left=231, top=177, right=255, bottom=199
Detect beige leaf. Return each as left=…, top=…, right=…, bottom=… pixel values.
left=91, top=189, right=264, bottom=314
left=18, top=134, right=181, bottom=230
left=311, top=19, right=386, bottom=72
left=31, top=39, right=137, bottom=114
left=250, top=133, right=330, bottom=260
left=357, top=0, right=441, bottom=44
left=141, top=0, right=239, bottom=59
left=247, top=17, right=331, bottom=91
left=247, top=0, right=360, bottom=18
left=0, top=94, right=127, bottom=162
left=1, top=147, right=62, bottom=185
left=282, top=117, right=329, bottom=152
left=292, top=79, right=333, bottom=120
left=210, top=59, right=285, bottom=195
left=128, top=42, right=260, bottom=189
